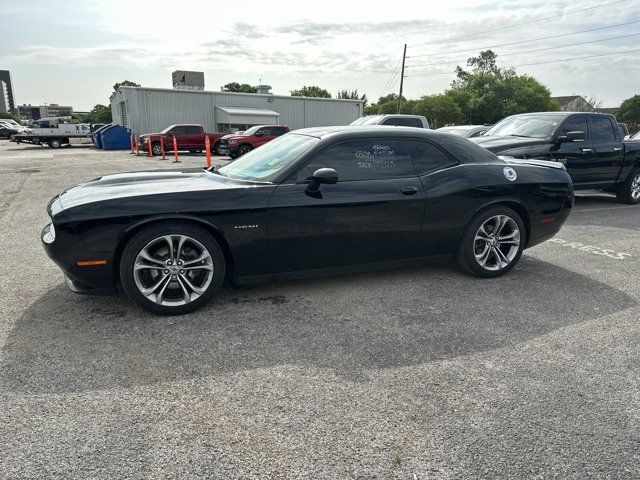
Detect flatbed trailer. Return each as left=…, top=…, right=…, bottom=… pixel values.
left=11, top=124, right=93, bottom=148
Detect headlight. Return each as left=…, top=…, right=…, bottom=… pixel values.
left=228, top=140, right=237, bottom=145
left=42, top=223, right=56, bottom=244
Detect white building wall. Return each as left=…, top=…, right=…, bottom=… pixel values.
left=110, top=87, right=363, bottom=135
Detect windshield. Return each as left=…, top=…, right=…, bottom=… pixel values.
left=218, top=133, right=319, bottom=181
left=160, top=125, right=175, bottom=134
left=632, top=131, right=640, bottom=140
left=242, top=126, right=262, bottom=136
left=485, top=115, right=561, bottom=138
left=349, top=116, right=382, bottom=126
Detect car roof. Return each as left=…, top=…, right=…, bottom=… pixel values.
left=293, top=126, right=499, bottom=165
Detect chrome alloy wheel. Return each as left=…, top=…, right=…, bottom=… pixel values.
left=631, top=173, right=640, bottom=201
left=133, top=234, right=214, bottom=306
left=152, top=143, right=162, bottom=155
left=473, top=215, right=521, bottom=271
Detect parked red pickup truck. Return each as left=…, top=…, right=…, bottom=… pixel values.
left=140, top=124, right=225, bottom=156
left=217, top=125, right=290, bottom=158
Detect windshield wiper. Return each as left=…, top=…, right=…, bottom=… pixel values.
left=506, top=134, right=533, bottom=138
left=205, top=166, right=226, bottom=176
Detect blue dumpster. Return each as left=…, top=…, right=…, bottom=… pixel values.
left=100, top=125, right=131, bottom=150
left=92, top=124, right=112, bottom=149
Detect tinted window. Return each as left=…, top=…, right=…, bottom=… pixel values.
left=273, top=127, right=287, bottom=136
left=469, top=129, right=486, bottom=138
left=381, top=118, right=399, bottom=126
left=185, top=126, right=201, bottom=134
left=560, top=115, right=589, bottom=140
left=396, top=118, right=423, bottom=128
left=171, top=126, right=186, bottom=135
left=294, top=139, right=415, bottom=182
left=409, top=141, right=457, bottom=175
left=591, top=116, right=616, bottom=143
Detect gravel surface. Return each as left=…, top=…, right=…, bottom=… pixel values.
left=0, top=140, right=638, bottom=479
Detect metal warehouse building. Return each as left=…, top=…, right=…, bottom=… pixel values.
left=110, top=86, right=363, bottom=136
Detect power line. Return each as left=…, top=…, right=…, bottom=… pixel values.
left=378, top=59, right=402, bottom=99
left=405, top=32, right=640, bottom=69
left=407, top=19, right=640, bottom=59
left=409, top=0, right=627, bottom=49
left=404, top=47, right=640, bottom=77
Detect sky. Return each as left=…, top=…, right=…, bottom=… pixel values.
left=1, top=0, right=639, bottom=111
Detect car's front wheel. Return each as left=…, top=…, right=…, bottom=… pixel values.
left=457, top=206, right=525, bottom=278
left=238, top=144, right=253, bottom=156
left=152, top=142, right=162, bottom=156
left=120, top=222, right=225, bottom=315
left=615, top=168, right=640, bottom=204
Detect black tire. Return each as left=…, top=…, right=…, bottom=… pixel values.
left=457, top=206, right=526, bottom=278
left=49, top=139, right=62, bottom=149
left=238, top=144, right=253, bottom=156
left=120, top=222, right=226, bottom=315
left=152, top=142, right=162, bottom=156
left=615, top=168, right=640, bottom=205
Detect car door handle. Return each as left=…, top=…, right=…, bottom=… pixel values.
left=580, top=148, right=592, bottom=153
left=613, top=147, right=622, bottom=151
left=400, top=186, right=419, bottom=195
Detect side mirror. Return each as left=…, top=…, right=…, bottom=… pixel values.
left=558, top=130, right=585, bottom=143
left=624, top=134, right=630, bottom=141
left=255, top=131, right=264, bottom=137
left=306, top=168, right=338, bottom=197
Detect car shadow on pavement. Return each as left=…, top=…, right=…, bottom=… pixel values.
left=1, top=257, right=636, bottom=395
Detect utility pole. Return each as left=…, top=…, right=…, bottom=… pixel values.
left=397, top=44, right=407, bottom=114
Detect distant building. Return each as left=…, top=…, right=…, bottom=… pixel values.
left=552, top=95, right=595, bottom=112
left=18, top=103, right=73, bottom=121
left=172, top=70, right=205, bottom=91
left=0, top=70, right=16, bottom=114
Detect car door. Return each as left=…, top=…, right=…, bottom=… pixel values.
left=170, top=126, right=187, bottom=149
left=589, top=115, right=624, bottom=184
left=267, top=138, right=426, bottom=273
left=554, top=115, right=594, bottom=185
left=255, top=127, right=276, bottom=148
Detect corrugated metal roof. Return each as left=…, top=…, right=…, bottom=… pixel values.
left=216, top=106, right=280, bottom=116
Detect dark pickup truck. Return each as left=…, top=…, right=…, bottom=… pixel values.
left=140, top=124, right=225, bottom=156
left=471, top=112, right=640, bottom=204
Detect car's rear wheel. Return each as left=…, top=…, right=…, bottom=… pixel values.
left=120, top=222, right=225, bottom=315
left=615, top=168, right=640, bottom=204
left=49, top=139, right=61, bottom=149
left=457, top=206, right=525, bottom=278
left=238, top=144, right=253, bottom=156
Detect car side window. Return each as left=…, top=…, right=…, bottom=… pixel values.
left=172, top=126, right=186, bottom=135
left=381, top=118, right=399, bottom=126
left=186, top=126, right=201, bottom=134
left=560, top=116, right=589, bottom=141
left=273, top=127, right=287, bottom=136
left=293, top=139, right=416, bottom=182
left=259, top=128, right=271, bottom=136
left=408, top=141, right=457, bottom=175
left=590, top=117, right=616, bottom=143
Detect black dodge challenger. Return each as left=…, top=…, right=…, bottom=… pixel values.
left=43, top=127, right=573, bottom=315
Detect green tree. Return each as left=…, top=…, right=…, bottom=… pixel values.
left=291, top=85, right=331, bottom=98
left=337, top=89, right=368, bottom=106
left=413, top=94, right=463, bottom=128
left=447, top=50, right=559, bottom=124
left=222, top=82, right=255, bottom=93
left=0, top=112, right=23, bottom=123
left=87, top=104, right=112, bottom=124
left=113, top=80, right=141, bottom=92
left=617, top=95, right=640, bottom=132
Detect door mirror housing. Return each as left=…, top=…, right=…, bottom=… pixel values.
left=558, top=130, right=585, bottom=143
left=255, top=130, right=264, bottom=137
left=306, top=168, right=338, bottom=197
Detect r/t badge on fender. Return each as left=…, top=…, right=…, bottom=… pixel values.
left=503, top=167, right=517, bottom=181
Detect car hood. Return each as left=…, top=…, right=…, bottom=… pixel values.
left=57, top=169, right=251, bottom=211
left=470, top=135, right=549, bottom=152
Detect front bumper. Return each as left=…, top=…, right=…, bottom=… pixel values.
left=42, top=222, right=118, bottom=295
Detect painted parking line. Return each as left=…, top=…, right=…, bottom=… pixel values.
left=548, top=238, right=631, bottom=260
left=571, top=205, right=640, bottom=213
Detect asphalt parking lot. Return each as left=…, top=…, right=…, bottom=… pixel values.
left=0, top=140, right=638, bottom=479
